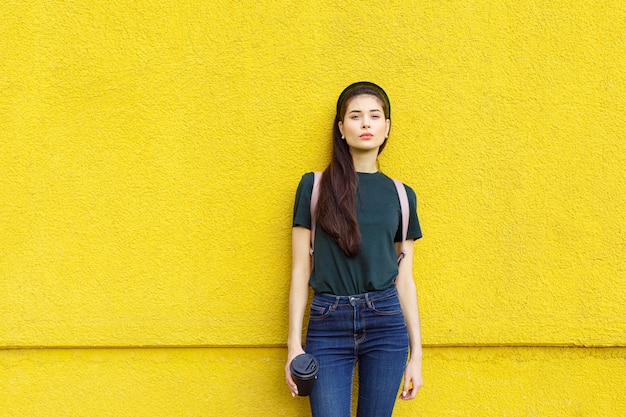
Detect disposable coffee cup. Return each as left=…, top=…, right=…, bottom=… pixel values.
left=290, top=353, right=319, bottom=396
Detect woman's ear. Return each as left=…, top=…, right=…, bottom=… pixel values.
left=386, top=119, right=391, bottom=137
left=338, top=120, right=344, bottom=138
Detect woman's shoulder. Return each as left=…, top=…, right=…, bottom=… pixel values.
left=379, top=172, right=417, bottom=199
left=298, top=172, right=316, bottom=186
left=294, top=172, right=316, bottom=197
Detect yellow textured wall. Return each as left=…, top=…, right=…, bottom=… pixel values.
left=1, top=1, right=624, bottom=416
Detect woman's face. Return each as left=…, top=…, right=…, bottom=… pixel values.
left=338, top=94, right=390, bottom=154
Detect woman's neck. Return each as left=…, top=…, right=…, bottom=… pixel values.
left=351, top=150, right=379, bottom=173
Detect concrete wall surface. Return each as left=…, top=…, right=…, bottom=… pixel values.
left=1, top=0, right=624, bottom=415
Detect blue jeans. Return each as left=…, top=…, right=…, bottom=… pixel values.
left=305, top=287, right=409, bottom=417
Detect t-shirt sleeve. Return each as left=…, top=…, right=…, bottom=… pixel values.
left=395, top=184, right=423, bottom=241
left=292, top=172, right=315, bottom=229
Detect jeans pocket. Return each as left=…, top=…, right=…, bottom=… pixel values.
left=370, top=297, right=403, bottom=316
left=309, top=302, right=333, bottom=321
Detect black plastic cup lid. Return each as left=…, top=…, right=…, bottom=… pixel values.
left=290, top=353, right=319, bottom=379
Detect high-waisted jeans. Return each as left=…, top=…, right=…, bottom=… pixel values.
left=305, top=287, right=409, bottom=417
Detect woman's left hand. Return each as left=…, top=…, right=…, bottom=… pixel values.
left=399, top=357, right=423, bottom=400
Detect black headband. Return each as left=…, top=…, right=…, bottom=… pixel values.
left=336, top=81, right=391, bottom=119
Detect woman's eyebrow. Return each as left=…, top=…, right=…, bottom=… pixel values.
left=348, top=108, right=382, bottom=113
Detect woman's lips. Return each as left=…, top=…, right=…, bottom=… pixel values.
left=360, top=133, right=373, bottom=139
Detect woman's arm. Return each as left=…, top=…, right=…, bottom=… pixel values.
left=285, top=226, right=312, bottom=396
left=395, top=239, right=424, bottom=400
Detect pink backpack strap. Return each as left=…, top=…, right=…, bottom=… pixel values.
left=392, top=179, right=410, bottom=264
left=309, top=172, right=322, bottom=256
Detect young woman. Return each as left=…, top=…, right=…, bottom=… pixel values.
left=286, top=81, right=424, bottom=417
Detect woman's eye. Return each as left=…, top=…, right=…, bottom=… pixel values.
left=371, top=114, right=380, bottom=119
left=350, top=115, right=360, bottom=119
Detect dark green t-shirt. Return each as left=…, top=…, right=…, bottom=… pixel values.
left=292, top=171, right=422, bottom=295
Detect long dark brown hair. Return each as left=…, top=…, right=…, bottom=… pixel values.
left=316, top=83, right=391, bottom=257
